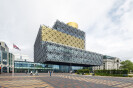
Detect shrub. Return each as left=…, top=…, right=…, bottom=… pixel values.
left=94, top=69, right=129, bottom=77
left=76, top=69, right=90, bottom=75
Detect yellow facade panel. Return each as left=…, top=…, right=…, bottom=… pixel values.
left=41, top=26, right=85, bottom=49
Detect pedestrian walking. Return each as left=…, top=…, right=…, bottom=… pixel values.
left=35, top=70, right=38, bottom=75
left=50, top=71, right=51, bottom=77
left=70, top=70, right=72, bottom=74
left=30, top=71, right=33, bottom=76
left=25, top=70, right=28, bottom=74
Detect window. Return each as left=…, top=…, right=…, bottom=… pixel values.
left=2, top=52, right=7, bottom=65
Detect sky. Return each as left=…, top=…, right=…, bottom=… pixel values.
left=0, top=0, right=133, bottom=62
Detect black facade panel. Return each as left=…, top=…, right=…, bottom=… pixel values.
left=34, top=41, right=103, bottom=66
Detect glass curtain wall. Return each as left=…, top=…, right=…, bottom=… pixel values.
left=14, top=61, right=83, bottom=73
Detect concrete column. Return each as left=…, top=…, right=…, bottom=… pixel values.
left=7, top=66, right=9, bottom=73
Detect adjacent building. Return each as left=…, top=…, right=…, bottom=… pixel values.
left=93, top=55, right=121, bottom=70
left=14, top=53, right=32, bottom=62
left=34, top=20, right=103, bottom=72
left=0, top=41, right=14, bottom=73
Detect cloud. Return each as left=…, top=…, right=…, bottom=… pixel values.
left=85, top=0, right=133, bottom=61
left=0, top=0, right=133, bottom=61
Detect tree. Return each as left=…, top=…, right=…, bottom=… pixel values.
left=120, top=60, right=133, bottom=72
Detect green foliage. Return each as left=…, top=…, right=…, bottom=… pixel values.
left=128, top=75, right=133, bottom=77
left=120, top=60, right=133, bottom=71
left=94, top=70, right=129, bottom=77
left=76, top=69, right=90, bottom=75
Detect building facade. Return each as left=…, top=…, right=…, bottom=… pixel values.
left=34, top=20, right=103, bottom=72
left=14, top=53, right=32, bottom=62
left=0, top=41, right=14, bottom=73
left=14, top=61, right=83, bottom=73
left=93, top=55, right=121, bottom=70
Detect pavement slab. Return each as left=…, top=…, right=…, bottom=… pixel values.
left=0, top=73, right=133, bottom=88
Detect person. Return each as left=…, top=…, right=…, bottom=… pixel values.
left=35, top=70, right=38, bottom=75
left=25, top=70, right=28, bottom=74
left=30, top=71, right=33, bottom=76
left=50, top=71, right=51, bottom=77
left=92, top=73, right=95, bottom=76
left=70, top=70, right=72, bottom=74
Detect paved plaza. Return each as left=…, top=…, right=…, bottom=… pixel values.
left=0, top=73, right=133, bottom=88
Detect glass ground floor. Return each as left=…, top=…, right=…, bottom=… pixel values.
left=14, top=61, right=84, bottom=73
